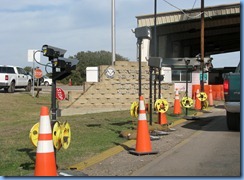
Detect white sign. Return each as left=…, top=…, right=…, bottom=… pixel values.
left=105, top=67, right=115, bottom=79
left=28, top=49, right=41, bottom=62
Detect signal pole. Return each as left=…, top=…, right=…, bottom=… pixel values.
left=200, top=0, right=205, bottom=109
left=111, top=0, right=116, bottom=66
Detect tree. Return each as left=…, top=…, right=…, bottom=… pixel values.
left=24, top=66, right=32, bottom=73
left=59, top=51, right=129, bottom=85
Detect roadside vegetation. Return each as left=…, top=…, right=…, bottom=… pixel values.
left=24, top=51, right=129, bottom=85
left=0, top=91, right=196, bottom=176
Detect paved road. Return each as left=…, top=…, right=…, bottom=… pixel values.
left=41, top=85, right=83, bottom=92
left=132, top=108, right=240, bottom=176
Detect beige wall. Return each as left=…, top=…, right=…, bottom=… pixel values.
left=60, top=61, right=175, bottom=116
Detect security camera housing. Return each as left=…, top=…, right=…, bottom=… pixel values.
left=148, top=57, right=163, bottom=68
left=42, top=45, right=67, bottom=58
left=135, top=26, right=152, bottom=40
left=53, top=57, right=79, bottom=80
left=57, top=57, right=78, bottom=70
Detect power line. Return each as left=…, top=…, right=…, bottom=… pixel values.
left=192, top=0, right=198, bottom=9
left=162, top=0, right=203, bottom=19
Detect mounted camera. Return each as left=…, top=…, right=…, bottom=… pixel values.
left=53, top=57, right=79, bottom=80
left=134, top=26, right=152, bottom=40
left=42, top=45, right=67, bottom=59
left=148, top=57, right=163, bottom=68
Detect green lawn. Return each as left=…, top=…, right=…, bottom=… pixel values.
left=0, top=92, right=196, bottom=176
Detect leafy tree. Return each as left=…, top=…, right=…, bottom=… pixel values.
left=59, top=51, right=129, bottom=85
left=25, top=51, right=129, bottom=85
left=24, top=66, right=32, bottom=73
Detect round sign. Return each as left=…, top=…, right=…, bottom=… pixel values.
left=56, top=88, right=66, bottom=101
left=34, top=69, right=43, bottom=79
left=105, top=67, right=115, bottom=79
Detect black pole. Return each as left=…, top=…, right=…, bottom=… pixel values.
left=149, top=67, right=153, bottom=125
left=185, top=61, right=189, bottom=116
left=158, top=67, right=161, bottom=99
left=154, top=0, right=157, bottom=57
left=200, top=0, right=205, bottom=109
left=149, top=0, right=157, bottom=125
left=50, top=58, right=58, bottom=168
left=138, top=39, right=142, bottom=97
left=153, top=0, right=157, bottom=103
left=51, top=61, right=57, bottom=121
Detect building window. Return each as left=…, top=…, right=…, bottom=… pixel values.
left=172, top=69, right=191, bottom=82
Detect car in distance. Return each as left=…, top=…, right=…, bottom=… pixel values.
left=0, top=65, right=32, bottom=93
left=41, top=76, right=52, bottom=86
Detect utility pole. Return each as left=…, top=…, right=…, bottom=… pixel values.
left=111, top=0, right=116, bottom=66
left=200, top=0, right=205, bottom=92
left=200, top=0, right=205, bottom=109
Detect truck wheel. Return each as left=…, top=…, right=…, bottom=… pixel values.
left=8, top=81, right=15, bottom=93
left=226, top=111, right=240, bottom=131
left=44, top=81, right=49, bottom=86
left=26, top=81, right=32, bottom=92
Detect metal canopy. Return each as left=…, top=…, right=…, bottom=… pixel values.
left=136, top=3, right=240, bottom=57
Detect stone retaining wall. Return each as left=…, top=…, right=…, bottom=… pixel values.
left=59, top=61, right=176, bottom=116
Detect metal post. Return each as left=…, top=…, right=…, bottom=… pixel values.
left=153, top=0, right=158, bottom=111
left=185, top=61, right=189, bottom=116
left=111, top=0, right=116, bottom=66
left=154, top=0, right=157, bottom=57
left=149, top=67, right=153, bottom=125
left=49, top=58, right=58, bottom=168
left=158, top=67, right=161, bottom=99
left=32, top=61, right=35, bottom=98
left=51, top=60, right=57, bottom=121
left=138, top=39, right=142, bottom=97
left=200, top=0, right=205, bottom=109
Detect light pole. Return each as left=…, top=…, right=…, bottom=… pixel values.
left=111, top=0, right=116, bottom=66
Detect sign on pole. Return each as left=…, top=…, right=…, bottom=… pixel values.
left=28, top=49, right=41, bottom=62
left=200, top=73, right=208, bottom=82
left=34, top=69, right=43, bottom=79
left=56, top=88, right=66, bottom=101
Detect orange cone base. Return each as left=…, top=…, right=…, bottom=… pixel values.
left=34, top=153, right=57, bottom=176
left=129, top=149, right=158, bottom=156
left=129, top=121, right=158, bottom=156
left=158, top=112, right=167, bottom=125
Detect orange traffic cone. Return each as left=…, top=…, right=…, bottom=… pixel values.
left=158, top=112, right=167, bottom=125
left=215, top=85, right=221, bottom=100
left=195, top=89, right=201, bottom=110
left=173, top=88, right=181, bottom=115
left=69, top=79, right=72, bottom=86
left=129, top=96, right=158, bottom=155
left=34, top=106, right=57, bottom=176
left=208, top=85, right=214, bottom=106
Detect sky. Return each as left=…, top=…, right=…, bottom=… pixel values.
left=0, top=0, right=240, bottom=72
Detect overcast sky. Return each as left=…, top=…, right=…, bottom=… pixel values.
left=0, top=0, right=240, bottom=71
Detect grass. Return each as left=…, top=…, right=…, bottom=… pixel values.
left=0, top=91, right=197, bottom=176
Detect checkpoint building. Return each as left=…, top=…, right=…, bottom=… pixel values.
left=60, top=3, right=240, bottom=115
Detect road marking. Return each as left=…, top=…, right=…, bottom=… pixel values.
left=69, top=140, right=136, bottom=170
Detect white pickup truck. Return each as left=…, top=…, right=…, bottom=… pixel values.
left=0, top=65, right=32, bottom=93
